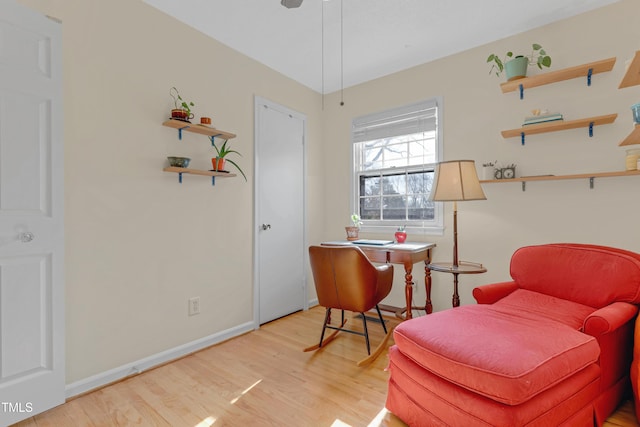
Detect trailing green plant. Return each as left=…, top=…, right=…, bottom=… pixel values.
left=209, top=137, right=247, bottom=181
left=169, top=86, right=195, bottom=117
left=486, top=44, right=552, bottom=77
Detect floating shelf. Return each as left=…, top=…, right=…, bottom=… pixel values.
left=481, top=170, right=640, bottom=191
left=501, top=113, right=617, bottom=144
left=619, top=124, right=640, bottom=146
left=619, top=51, right=640, bottom=89
left=162, top=119, right=236, bottom=140
left=500, top=57, right=616, bottom=99
left=163, top=166, right=236, bottom=186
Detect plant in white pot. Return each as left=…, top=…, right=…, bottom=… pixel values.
left=486, top=44, right=552, bottom=81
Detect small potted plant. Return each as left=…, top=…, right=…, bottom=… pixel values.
left=486, top=44, right=552, bottom=81
left=209, top=137, right=247, bottom=181
left=169, top=86, right=195, bottom=122
left=395, top=225, right=407, bottom=243
left=345, top=213, right=362, bottom=241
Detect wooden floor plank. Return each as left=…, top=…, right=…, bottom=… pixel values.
left=11, top=306, right=640, bottom=426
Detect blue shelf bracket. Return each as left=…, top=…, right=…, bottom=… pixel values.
left=587, top=68, right=593, bottom=86
left=522, top=181, right=526, bottom=192
left=519, top=84, right=524, bottom=100
left=589, top=177, right=595, bottom=189
left=209, top=134, right=224, bottom=146
left=520, top=132, right=526, bottom=145
left=178, top=172, right=183, bottom=184
left=211, top=176, right=216, bottom=186
left=589, top=122, right=595, bottom=137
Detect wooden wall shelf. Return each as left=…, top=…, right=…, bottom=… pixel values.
left=501, top=114, right=617, bottom=144
left=500, top=57, right=616, bottom=98
left=163, top=119, right=236, bottom=140
left=619, top=124, right=640, bottom=146
left=481, top=170, right=640, bottom=191
left=163, top=167, right=236, bottom=186
left=619, top=51, right=640, bottom=89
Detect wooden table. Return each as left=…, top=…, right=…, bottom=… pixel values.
left=427, top=261, right=487, bottom=308
left=322, top=241, right=436, bottom=319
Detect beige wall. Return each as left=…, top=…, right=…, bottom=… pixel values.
left=19, top=0, right=325, bottom=384
left=17, top=0, right=640, bottom=387
left=322, top=0, right=640, bottom=312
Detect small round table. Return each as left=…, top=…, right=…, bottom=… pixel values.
left=427, top=261, right=487, bottom=308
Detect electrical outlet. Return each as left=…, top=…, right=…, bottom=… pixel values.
left=188, top=297, right=200, bottom=316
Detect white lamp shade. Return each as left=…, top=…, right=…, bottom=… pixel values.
left=430, top=160, right=486, bottom=202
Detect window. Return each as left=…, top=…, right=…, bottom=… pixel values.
left=352, top=97, right=443, bottom=234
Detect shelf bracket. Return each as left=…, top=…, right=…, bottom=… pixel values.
left=520, top=132, right=526, bottom=145
left=522, top=181, right=526, bottom=192
left=178, top=172, right=183, bottom=184
left=589, top=177, right=595, bottom=189
left=211, top=176, right=216, bottom=186
left=519, top=84, right=524, bottom=100
left=589, top=122, right=594, bottom=137
left=177, top=125, right=192, bottom=141
left=587, top=68, right=593, bottom=86
left=209, top=134, right=224, bottom=146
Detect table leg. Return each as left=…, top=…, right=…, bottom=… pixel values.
left=425, top=262, right=432, bottom=314
left=452, top=272, right=460, bottom=307
left=404, top=262, right=414, bottom=319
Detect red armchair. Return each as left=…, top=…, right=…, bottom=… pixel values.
left=386, top=243, right=640, bottom=426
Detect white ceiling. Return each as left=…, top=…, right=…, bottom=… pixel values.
left=142, top=0, right=620, bottom=94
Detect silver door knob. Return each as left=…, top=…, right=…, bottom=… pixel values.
left=261, top=224, right=271, bottom=230
left=19, top=231, right=34, bottom=243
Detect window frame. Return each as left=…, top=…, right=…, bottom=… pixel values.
left=351, top=97, right=444, bottom=236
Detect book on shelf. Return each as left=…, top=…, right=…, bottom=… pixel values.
left=523, top=113, right=564, bottom=126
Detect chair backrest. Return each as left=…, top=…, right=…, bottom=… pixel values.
left=510, top=243, right=640, bottom=308
left=308, top=245, right=381, bottom=313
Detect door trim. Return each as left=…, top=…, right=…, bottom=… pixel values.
left=253, top=96, right=307, bottom=329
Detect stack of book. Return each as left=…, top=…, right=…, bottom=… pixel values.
left=522, top=112, right=563, bottom=126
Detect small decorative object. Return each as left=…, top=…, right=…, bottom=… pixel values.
left=494, top=163, right=517, bottom=179
left=167, top=156, right=191, bottom=168
left=395, top=225, right=407, bottom=243
left=169, top=87, right=195, bottom=122
left=345, top=213, right=362, bottom=241
left=523, top=110, right=563, bottom=126
left=200, top=116, right=212, bottom=125
left=482, top=161, right=497, bottom=180
left=626, top=149, right=640, bottom=171
left=631, top=103, right=640, bottom=124
left=486, top=44, right=552, bottom=80
left=209, top=137, right=247, bottom=181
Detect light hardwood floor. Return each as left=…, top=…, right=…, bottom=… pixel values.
left=13, top=306, right=640, bottom=426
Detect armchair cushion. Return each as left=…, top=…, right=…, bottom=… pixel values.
left=393, top=303, right=600, bottom=405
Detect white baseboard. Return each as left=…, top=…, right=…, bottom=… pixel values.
left=65, top=321, right=255, bottom=399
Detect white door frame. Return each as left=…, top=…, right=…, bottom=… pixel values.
left=253, top=96, right=307, bottom=329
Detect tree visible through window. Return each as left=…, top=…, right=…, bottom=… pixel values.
left=352, top=98, right=443, bottom=232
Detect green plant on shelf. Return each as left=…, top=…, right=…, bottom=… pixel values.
left=486, top=44, right=552, bottom=77
left=209, top=137, right=247, bottom=181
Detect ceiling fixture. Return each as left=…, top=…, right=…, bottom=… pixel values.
left=281, top=0, right=303, bottom=8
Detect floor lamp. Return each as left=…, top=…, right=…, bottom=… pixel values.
left=430, top=160, right=486, bottom=267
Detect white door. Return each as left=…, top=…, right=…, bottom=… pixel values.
left=254, top=97, right=305, bottom=325
left=0, top=2, right=64, bottom=425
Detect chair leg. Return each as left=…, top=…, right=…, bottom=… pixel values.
left=319, top=308, right=331, bottom=348
left=375, top=305, right=388, bottom=334
left=361, top=313, right=371, bottom=355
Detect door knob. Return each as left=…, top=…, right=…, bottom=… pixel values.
left=19, top=231, right=34, bottom=243
left=261, top=224, right=271, bottom=230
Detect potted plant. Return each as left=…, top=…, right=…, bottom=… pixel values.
left=209, top=137, right=247, bottom=181
left=169, top=86, right=195, bottom=122
left=395, top=225, right=407, bottom=243
left=486, top=44, right=552, bottom=81
left=345, top=213, right=362, bottom=241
